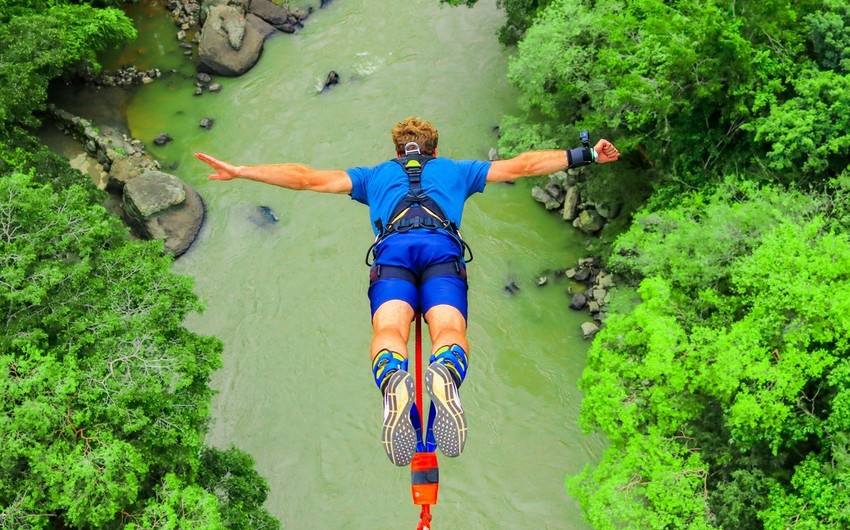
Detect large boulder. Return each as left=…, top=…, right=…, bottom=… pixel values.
left=245, top=12, right=277, bottom=39
left=199, top=0, right=249, bottom=26
left=123, top=170, right=205, bottom=257
left=249, top=0, right=287, bottom=25
left=198, top=5, right=264, bottom=76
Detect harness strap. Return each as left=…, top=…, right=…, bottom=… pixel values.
left=369, top=261, right=467, bottom=286
left=365, top=144, right=475, bottom=266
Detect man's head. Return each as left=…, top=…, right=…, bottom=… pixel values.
left=392, top=117, right=438, bottom=157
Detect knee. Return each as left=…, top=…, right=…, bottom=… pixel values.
left=425, top=304, right=466, bottom=332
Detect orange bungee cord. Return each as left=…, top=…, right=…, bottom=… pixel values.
left=410, top=313, right=439, bottom=530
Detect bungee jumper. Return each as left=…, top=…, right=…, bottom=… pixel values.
left=194, top=117, right=620, bottom=526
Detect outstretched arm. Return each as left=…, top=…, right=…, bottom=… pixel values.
left=194, top=152, right=353, bottom=194
left=486, top=139, right=620, bottom=183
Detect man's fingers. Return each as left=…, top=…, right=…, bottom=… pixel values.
left=195, top=153, right=218, bottom=166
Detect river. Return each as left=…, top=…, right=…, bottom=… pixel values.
left=69, top=0, right=605, bottom=528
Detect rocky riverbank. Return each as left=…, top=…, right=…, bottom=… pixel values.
left=50, top=106, right=204, bottom=257
left=47, top=0, right=321, bottom=257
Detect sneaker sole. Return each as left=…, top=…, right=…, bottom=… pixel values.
left=381, top=370, right=417, bottom=467
left=425, top=363, right=467, bottom=457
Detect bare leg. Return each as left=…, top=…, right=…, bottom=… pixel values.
left=424, top=303, right=469, bottom=355
left=423, top=303, right=468, bottom=457
left=370, top=299, right=416, bottom=361
left=371, top=299, right=418, bottom=466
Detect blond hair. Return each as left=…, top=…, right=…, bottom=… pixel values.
left=391, top=117, right=439, bottom=156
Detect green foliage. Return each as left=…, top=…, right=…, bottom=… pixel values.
left=568, top=430, right=714, bottom=529
left=496, top=0, right=850, bottom=192
left=750, top=68, right=850, bottom=179
left=0, top=1, right=276, bottom=523
left=806, top=0, right=850, bottom=72
left=197, top=447, right=280, bottom=530
left=0, top=162, right=276, bottom=526
left=608, top=178, right=819, bottom=294
left=439, top=0, right=552, bottom=45
left=0, top=126, right=101, bottom=200
left=126, top=474, right=224, bottom=530
left=0, top=3, right=136, bottom=128
left=573, top=178, right=850, bottom=528
left=0, top=171, right=207, bottom=527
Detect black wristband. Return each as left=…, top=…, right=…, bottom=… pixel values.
left=566, top=146, right=595, bottom=168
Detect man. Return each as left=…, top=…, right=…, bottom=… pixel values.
left=195, top=117, right=620, bottom=467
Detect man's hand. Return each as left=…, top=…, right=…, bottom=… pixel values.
left=195, top=152, right=239, bottom=180
left=594, top=139, right=620, bottom=164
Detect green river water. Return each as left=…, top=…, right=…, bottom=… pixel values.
left=63, top=0, right=606, bottom=528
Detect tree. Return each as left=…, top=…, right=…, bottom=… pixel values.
left=439, top=0, right=552, bottom=45
left=475, top=0, right=850, bottom=197
left=570, top=178, right=850, bottom=528
left=0, top=3, right=136, bottom=128
left=0, top=169, right=278, bottom=528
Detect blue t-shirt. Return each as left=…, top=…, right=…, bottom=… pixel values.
left=347, top=157, right=490, bottom=235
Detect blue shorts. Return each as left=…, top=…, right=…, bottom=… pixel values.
left=368, top=230, right=469, bottom=320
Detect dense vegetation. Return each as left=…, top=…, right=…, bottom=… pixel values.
left=0, top=1, right=278, bottom=528
left=4, top=0, right=848, bottom=527
left=444, top=0, right=850, bottom=527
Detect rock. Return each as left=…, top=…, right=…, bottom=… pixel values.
left=222, top=12, right=245, bottom=49
left=200, top=0, right=245, bottom=27
left=198, top=5, right=264, bottom=76
left=573, top=266, right=591, bottom=282
left=562, top=185, right=580, bottom=221
left=151, top=183, right=205, bottom=257
left=196, top=72, right=212, bottom=84
left=123, top=170, right=186, bottom=219
left=122, top=171, right=205, bottom=257
left=531, top=185, right=561, bottom=210
left=259, top=205, right=278, bottom=223
left=289, top=6, right=309, bottom=22
left=70, top=153, right=108, bottom=190
left=596, top=201, right=621, bottom=220
left=106, top=157, right=142, bottom=193
left=572, top=209, right=605, bottom=234
left=504, top=279, right=520, bottom=294
left=488, top=147, right=499, bottom=161
left=245, top=12, right=277, bottom=39
left=536, top=276, right=548, bottom=287
left=322, top=70, right=340, bottom=91
left=596, top=272, right=615, bottom=289
left=200, top=118, right=215, bottom=129
left=208, top=83, right=222, bottom=92
left=544, top=181, right=564, bottom=204
left=153, top=133, right=173, bottom=146
left=580, top=321, right=600, bottom=340
left=569, top=293, right=587, bottom=310
left=249, top=0, right=288, bottom=25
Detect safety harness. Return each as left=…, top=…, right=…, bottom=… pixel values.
left=365, top=142, right=473, bottom=284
